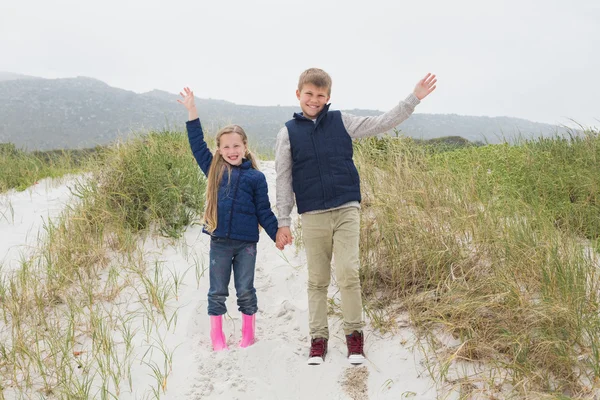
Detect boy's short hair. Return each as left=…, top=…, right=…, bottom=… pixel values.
left=298, top=68, right=332, bottom=95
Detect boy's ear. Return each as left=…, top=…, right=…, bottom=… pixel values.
left=296, top=89, right=301, bottom=100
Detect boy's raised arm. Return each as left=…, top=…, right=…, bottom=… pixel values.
left=342, top=94, right=420, bottom=139
left=342, top=73, right=437, bottom=139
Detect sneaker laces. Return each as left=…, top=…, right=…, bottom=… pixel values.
left=309, top=339, right=326, bottom=357
left=347, top=332, right=364, bottom=355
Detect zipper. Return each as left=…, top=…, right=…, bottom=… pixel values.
left=309, top=119, right=329, bottom=206
left=226, top=167, right=243, bottom=238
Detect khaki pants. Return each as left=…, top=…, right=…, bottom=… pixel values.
left=302, top=207, right=365, bottom=339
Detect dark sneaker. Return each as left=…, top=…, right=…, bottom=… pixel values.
left=346, top=331, right=365, bottom=365
left=307, top=338, right=328, bottom=365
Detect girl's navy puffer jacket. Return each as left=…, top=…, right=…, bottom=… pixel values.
left=186, top=118, right=278, bottom=243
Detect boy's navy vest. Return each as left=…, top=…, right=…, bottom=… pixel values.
left=286, top=104, right=361, bottom=214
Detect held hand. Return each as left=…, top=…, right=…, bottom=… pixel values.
left=413, top=73, right=437, bottom=100
left=275, top=229, right=284, bottom=250
left=276, top=227, right=293, bottom=250
left=276, top=230, right=285, bottom=250
left=177, top=87, right=199, bottom=120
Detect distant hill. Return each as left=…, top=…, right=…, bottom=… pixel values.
left=0, top=72, right=41, bottom=82
left=0, top=73, right=575, bottom=151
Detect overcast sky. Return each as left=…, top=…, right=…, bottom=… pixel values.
left=1, top=0, right=598, bottom=127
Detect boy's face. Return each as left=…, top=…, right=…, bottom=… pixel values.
left=296, top=83, right=330, bottom=120
left=218, top=132, right=247, bottom=166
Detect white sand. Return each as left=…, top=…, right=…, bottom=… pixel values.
left=0, top=175, right=80, bottom=277
left=0, top=162, right=454, bottom=400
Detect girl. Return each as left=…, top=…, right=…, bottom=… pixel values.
left=178, top=87, right=279, bottom=351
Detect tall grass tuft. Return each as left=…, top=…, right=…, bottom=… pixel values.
left=88, top=130, right=205, bottom=238
left=356, top=131, right=600, bottom=397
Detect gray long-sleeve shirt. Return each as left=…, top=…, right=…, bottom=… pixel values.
left=275, top=93, right=420, bottom=227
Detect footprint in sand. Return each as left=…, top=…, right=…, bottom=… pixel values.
left=275, top=299, right=296, bottom=321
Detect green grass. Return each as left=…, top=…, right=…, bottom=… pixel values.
left=356, top=130, right=600, bottom=398
left=3, top=126, right=599, bottom=398
left=0, top=143, right=101, bottom=193
left=430, top=132, right=600, bottom=239
left=90, top=130, right=205, bottom=237
left=0, top=130, right=206, bottom=398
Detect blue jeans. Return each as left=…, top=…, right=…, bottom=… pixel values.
left=208, top=237, right=258, bottom=316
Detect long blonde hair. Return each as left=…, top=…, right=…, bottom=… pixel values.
left=203, top=124, right=259, bottom=233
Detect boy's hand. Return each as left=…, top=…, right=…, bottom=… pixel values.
left=177, top=87, right=199, bottom=120
left=276, top=227, right=293, bottom=250
left=413, top=73, right=437, bottom=100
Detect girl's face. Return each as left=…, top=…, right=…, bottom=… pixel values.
left=218, top=132, right=247, bottom=166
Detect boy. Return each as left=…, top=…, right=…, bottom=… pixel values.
left=275, top=68, right=437, bottom=365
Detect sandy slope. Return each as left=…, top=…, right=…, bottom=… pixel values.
left=0, top=176, right=80, bottom=278
left=0, top=162, right=449, bottom=400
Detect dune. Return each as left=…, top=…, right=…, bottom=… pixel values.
left=0, top=161, right=451, bottom=400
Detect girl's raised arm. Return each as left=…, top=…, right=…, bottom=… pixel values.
left=179, top=87, right=212, bottom=175
left=178, top=87, right=199, bottom=121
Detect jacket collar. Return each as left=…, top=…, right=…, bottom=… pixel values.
left=292, top=103, right=331, bottom=125
left=225, top=159, right=252, bottom=170
left=239, top=159, right=252, bottom=169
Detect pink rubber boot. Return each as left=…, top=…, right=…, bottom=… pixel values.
left=240, top=313, right=255, bottom=348
left=210, top=315, right=228, bottom=351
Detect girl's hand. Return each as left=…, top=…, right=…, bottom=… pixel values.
left=177, top=87, right=196, bottom=110
left=413, top=73, right=437, bottom=100
left=178, top=87, right=199, bottom=121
